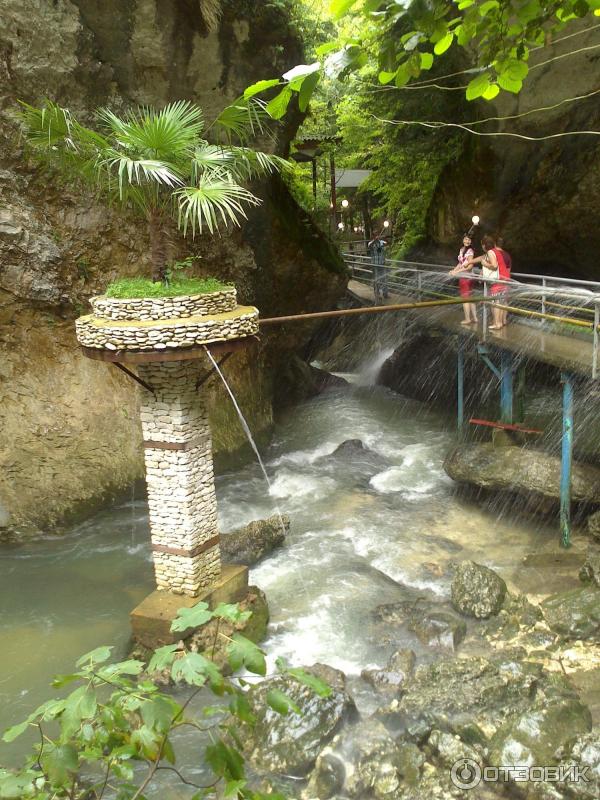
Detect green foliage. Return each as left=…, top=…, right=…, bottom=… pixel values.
left=1, top=602, right=331, bottom=800
left=18, top=99, right=288, bottom=282
left=105, top=276, right=231, bottom=298
left=246, top=0, right=600, bottom=117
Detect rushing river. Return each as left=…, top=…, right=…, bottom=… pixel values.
left=0, top=366, right=567, bottom=766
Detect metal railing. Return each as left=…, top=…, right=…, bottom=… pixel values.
left=343, top=252, right=600, bottom=378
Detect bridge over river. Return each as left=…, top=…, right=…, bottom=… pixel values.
left=342, top=251, right=600, bottom=548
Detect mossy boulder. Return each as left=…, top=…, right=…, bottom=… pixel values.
left=451, top=561, right=507, bottom=619
left=541, top=586, right=600, bottom=639
left=241, top=664, right=354, bottom=776
left=489, top=698, right=592, bottom=768
left=221, top=514, right=289, bottom=566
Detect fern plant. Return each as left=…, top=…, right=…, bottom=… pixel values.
left=18, top=99, right=288, bottom=284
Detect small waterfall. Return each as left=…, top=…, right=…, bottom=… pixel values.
left=203, top=347, right=287, bottom=536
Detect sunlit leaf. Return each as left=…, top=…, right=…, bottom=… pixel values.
left=330, top=0, right=359, bottom=19
left=266, top=689, right=301, bottom=715
left=227, top=635, right=266, bottom=676
left=148, top=643, right=180, bottom=673
left=466, top=71, right=492, bottom=100
left=265, top=87, right=294, bottom=120
left=171, top=601, right=213, bottom=633
left=75, top=646, right=113, bottom=668
left=434, top=32, right=454, bottom=55
left=243, top=79, right=280, bottom=98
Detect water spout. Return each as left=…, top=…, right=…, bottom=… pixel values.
left=203, top=347, right=287, bottom=536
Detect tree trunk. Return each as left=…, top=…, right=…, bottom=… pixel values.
left=148, top=210, right=168, bottom=284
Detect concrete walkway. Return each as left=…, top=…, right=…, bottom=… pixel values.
left=348, top=279, right=595, bottom=377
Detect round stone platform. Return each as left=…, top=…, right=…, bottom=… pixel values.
left=76, top=304, right=258, bottom=352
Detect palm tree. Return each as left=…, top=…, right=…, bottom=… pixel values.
left=18, top=99, right=287, bottom=284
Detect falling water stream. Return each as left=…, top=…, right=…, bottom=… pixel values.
left=0, top=351, right=588, bottom=774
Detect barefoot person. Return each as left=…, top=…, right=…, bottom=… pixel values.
left=449, top=234, right=476, bottom=325
left=459, top=235, right=510, bottom=330
left=496, top=236, right=512, bottom=328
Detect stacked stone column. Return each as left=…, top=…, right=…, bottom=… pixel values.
left=76, top=289, right=259, bottom=597
left=137, top=360, right=220, bottom=596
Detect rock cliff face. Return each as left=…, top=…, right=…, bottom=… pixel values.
left=424, top=21, right=600, bottom=279
left=0, top=0, right=346, bottom=534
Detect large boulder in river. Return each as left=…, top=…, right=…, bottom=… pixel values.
left=220, top=515, right=289, bottom=566
left=384, top=653, right=545, bottom=741
left=579, top=549, right=600, bottom=588
left=444, top=443, right=600, bottom=506
left=489, top=698, right=592, bottom=770
left=541, top=585, right=600, bottom=639
left=241, top=664, right=354, bottom=776
left=451, top=561, right=507, bottom=619
left=588, top=509, right=600, bottom=541
left=375, top=599, right=466, bottom=651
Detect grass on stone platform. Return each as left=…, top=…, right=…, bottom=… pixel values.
left=105, top=277, right=232, bottom=299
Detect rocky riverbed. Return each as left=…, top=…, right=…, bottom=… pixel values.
left=226, top=559, right=600, bottom=800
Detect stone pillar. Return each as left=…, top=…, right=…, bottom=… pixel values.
left=137, top=360, right=221, bottom=596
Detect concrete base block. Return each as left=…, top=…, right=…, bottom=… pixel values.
left=130, top=564, right=249, bottom=649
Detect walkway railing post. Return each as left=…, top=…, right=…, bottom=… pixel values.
left=541, top=277, right=547, bottom=322
left=482, top=281, right=489, bottom=341
left=560, top=371, right=574, bottom=549
left=593, top=301, right=599, bottom=380
left=417, top=271, right=422, bottom=300
left=500, top=350, right=514, bottom=424
left=457, top=339, right=465, bottom=434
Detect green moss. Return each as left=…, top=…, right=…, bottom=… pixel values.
left=105, top=277, right=231, bottom=299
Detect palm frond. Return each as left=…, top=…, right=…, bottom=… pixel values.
left=209, top=97, right=270, bottom=143
left=174, top=173, right=260, bottom=237
left=98, top=151, right=183, bottom=199
left=228, top=147, right=290, bottom=180
left=97, top=101, right=203, bottom=162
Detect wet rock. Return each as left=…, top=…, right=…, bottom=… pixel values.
left=489, top=698, right=592, bottom=769
left=579, top=549, right=600, bottom=588
left=375, top=599, right=466, bottom=651
left=220, top=514, right=289, bottom=566
left=409, top=610, right=466, bottom=651
left=451, top=561, right=507, bottom=619
left=274, top=356, right=348, bottom=408
left=361, top=649, right=416, bottom=694
left=428, top=729, right=480, bottom=768
left=303, top=751, right=345, bottom=799
left=383, top=654, right=543, bottom=742
left=241, top=664, right=354, bottom=776
left=541, top=586, right=600, bottom=639
left=313, top=439, right=390, bottom=490
left=557, top=731, right=600, bottom=799
left=444, top=443, right=600, bottom=506
left=587, top=509, right=600, bottom=542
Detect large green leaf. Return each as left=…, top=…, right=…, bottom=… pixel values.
left=41, top=744, right=78, bottom=787
left=171, top=601, right=213, bottom=632
left=265, top=87, right=294, bottom=120
left=227, top=634, right=266, bottom=676
left=330, top=0, right=360, bottom=18
left=243, top=79, right=280, bottom=98
left=466, top=71, right=492, bottom=100
left=299, top=72, right=320, bottom=113
left=75, top=646, right=113, bottom=668
left=61, top=686, right=97, bottom=737
left=266, top=689, right=301, bottom=716
left=148, top=643, right=180, bottom=673
left=212, top=602, right=252, bottom=624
